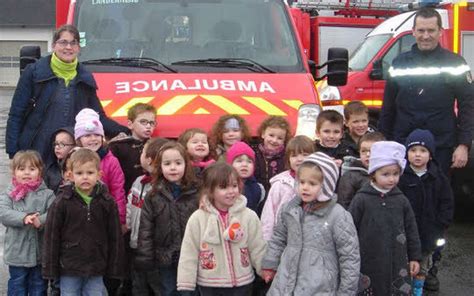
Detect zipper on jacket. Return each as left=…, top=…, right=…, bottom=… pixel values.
left=87, top=203, right=91, bottom=221
left=219, top=214, right=237, bottom=286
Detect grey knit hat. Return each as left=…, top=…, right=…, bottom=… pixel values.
left=301, top=152, right=339, bottom=202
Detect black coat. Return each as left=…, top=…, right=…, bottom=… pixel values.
left=135, top=181, right=199, bottom=270
left=398, top=162, right=454, bottom=253
left=349, top=183, right=422, bottom=296
left=42, top=183, right=125, bottom=279
left=379, top=44, right=474, bottom=149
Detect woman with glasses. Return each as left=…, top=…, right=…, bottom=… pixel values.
left=6, top=24, right=128, bottom=167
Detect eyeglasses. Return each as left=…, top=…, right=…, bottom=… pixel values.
left=55, top=39, right=79, bottom=48
left=138, top=119, right=157, bottom=127
left=53, top=142, right=75, bottom=149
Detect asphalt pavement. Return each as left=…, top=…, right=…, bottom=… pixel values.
left=0, top=88, right=473, bottom=295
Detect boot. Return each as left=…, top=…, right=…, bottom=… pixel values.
left=423, top=266, right=440, bottom=292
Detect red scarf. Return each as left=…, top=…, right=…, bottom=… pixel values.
left=9, top=177, right=42, bottom=202
left=192, top=159, right=216, bottom=168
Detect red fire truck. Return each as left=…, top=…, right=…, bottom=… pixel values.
left=316, top=0, right=474, bottom=122
left=20, top=0, right=350, bottom=139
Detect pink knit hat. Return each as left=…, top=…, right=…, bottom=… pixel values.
left=74, top=108, right=104, bottom=140
left=226, top=141, right=255, bottom=164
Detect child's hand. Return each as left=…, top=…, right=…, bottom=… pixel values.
left=409, top=261, right=420, bottom=277
left=121, top=224, right=129, bottom=235
left=333, top=158, right=343, bottom=167
left=23, top=214, right=35, bottom=225
left=31, top=213, right=41, bottom=228
left=262, top=269, right=276, bottom=283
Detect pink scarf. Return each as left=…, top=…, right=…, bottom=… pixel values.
left=258, top=143, right=285, bottom=160
left=9, top=177, right=42, bottom=202
left=192, top=159, right=216, bottom=168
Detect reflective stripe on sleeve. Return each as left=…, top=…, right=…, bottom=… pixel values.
left=389, top=64, right=471, bottom=77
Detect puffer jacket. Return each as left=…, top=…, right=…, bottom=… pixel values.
left=262, top=197, right=360, bottom=296
left=126, top=174, right=152, bottom=249
left=398, top=162, right=454, bottom=253
left=0, top=182, right=55, bottom=267
left=100, top=149, right=126, bottom=224
left=177, top=195, right=266, bottom=290
left=135, top=180, right=199, bottom=270
left=337, top=157, right=369, bottom=209
left=6, top=55, right=128, bottom=161
left=42, top=183, right=124, bottom=279
left=260, top=170, right=296, bottom=241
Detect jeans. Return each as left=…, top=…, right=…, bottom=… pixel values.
left=159, top=263, right=180, bottom=296
left=60, top=275, right=105, bottom=296
left=8, top=265, right=47, bottom=296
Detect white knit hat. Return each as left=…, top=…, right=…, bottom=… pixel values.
left=301, top=152, right=339, bottom=202
left=368, top=141, right=406, bottom=174
left=74, top=108, right=104, bottom=140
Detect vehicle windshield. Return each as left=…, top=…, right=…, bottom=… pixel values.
left=349, top=34, right=391, bottom=71
left=75, top=0, right=303, bottom=72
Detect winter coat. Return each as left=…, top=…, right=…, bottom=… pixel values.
left=126, top=174, right=152, bottom=249
left=109, top=136, right=146, bottom=195
left=253, top=146, right=285, bottom=194
left=100, top=149, right=127, bottom=224
left=6, top=55, right=128, bottom=162
left=262, top=197, right=360, bottom=296
left=337, top=158, right=369, bottom=209
left=398, top=162, right=454, bottom=253
left=242, top=176, right=265, bottom=213
left=260, top=170, right=296, bottom=241
left=349, top=183, right=422, bottom=296
left=135, top=180, right=199, bottom=269
left=315, top=140, right=352, bottom=161
left=44, top=126, right=75, bottom=194
left=341, top=131, right=360, bottom=158
left=0, top=182, right=55, bottom=267
left=177, top=195, right=266, bottom=290
left=379, top=44, right=474, bottom=149
left=42, top=183, right=124, bottom=279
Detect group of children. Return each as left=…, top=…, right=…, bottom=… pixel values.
left=0, top=100, right=454, bottom=296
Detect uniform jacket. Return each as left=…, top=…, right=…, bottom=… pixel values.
left=379, top=44, right=474, bottom=148
left=398, top=162, right=454, bottom=253
left=349, top=183, right=422, bottom=296
left=177, top=195, right=266, bottom=290
left=6, top=55, right=128, bottom=161
left=109, top=136, right=146, bottom=195
left=262, top=197, right=360, bottom=296
left=100, top=149, right=127, bottom=224
left=260, top=170, right=296, bottom=241
left=126, top=174, right=152, bottom=249
left=42, top=183, right=124, bottom=279
left=135, top=180, right=199, bottom=269
left=0, top=182, right=55, bottom=267
left=337, top=157, right=369, bottom=209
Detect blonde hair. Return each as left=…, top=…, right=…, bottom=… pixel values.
left=67, top=148, right=101, bottom=171
left=11, top=150, right=44, bottom=177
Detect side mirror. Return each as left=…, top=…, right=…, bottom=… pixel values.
left=326, top=47, right=348, bottom=86
left=370, top=59, right=384, bottom=80
left=308, top=60, right=317, bottom=78
left=20, top=45, right=41, bottom=74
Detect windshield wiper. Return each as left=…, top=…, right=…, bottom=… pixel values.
left=82, top=57, right=177, bottom=73
left=171, top=58, right=275, bottom=73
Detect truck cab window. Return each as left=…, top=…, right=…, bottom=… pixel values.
left=381, top=33, right=415, bottom=79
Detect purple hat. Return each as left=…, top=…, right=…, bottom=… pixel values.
left=74, top=108, right=104, bottom=140
left=368, top=141, right=406, bottom=174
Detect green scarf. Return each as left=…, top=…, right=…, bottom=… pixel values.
left=75, top=186, right=93, bottom=205
left=51, top=53, right=78, bottom=86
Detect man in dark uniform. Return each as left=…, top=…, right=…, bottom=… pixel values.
left=378, top=7, right=474, bottom=291
left=378, top=7, right=474, bottom=174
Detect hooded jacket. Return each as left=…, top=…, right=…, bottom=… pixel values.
left=6, top=55, right=128, bottom=162
left=262, top=197, right=360, bottom=296
left=100, top=149, right=127, bottom=224
left=177, top=195, right=266, bottom=290
left=42, top=183, right=124, bottom=279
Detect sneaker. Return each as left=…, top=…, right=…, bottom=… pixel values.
left=424, top=266, right=440, bottom=291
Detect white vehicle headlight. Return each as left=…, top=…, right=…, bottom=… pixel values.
left=296, top=104, right=322, bottom=141
left=319, top=85, right=341, bottom=102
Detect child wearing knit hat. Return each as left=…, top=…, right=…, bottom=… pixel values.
left=262, top=152, right=360, bottom=295
left=74, top=108, right=127, bottom=229
left=349, top=141, right=422, bottom=296
left=398, top=129, right=454, bottom=292
left=226, top=141, right=265, bottom=214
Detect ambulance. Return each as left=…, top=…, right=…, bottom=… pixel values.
left=20, top=0, right=349, bottom=139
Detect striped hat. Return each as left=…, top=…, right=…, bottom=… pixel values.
left=301, top=152, right=339, bottom=202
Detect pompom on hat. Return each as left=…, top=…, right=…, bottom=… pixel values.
left=405, top=129, right=435, bottom=156
left=301, top=152, right=339, bottom=202
left=226, top=141, right=255, bottom=164
left=368, top=141, right=406, bottom=174
left=74, top=108, right=104, bottom=140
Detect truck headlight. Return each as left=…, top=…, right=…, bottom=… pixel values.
left=295, top=104, right=321, bottom=141
left=319, top=85, right=341, bottom=102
